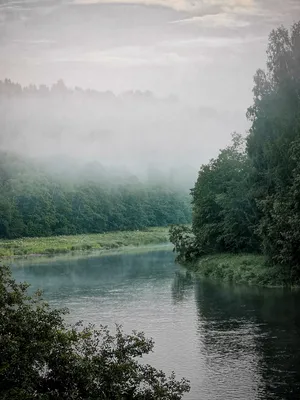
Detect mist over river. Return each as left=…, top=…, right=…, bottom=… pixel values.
left=11, top=249, right=300, bottom=400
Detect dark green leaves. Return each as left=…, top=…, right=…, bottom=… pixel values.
left=191, top=133, right=259, bottom=255
left=171, top=21, right=300, bottom=281
left=0, top=152, right=191, bottom=239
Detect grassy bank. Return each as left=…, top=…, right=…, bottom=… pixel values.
left=187, top=253, right=299, bottom=287
left=0, top=227, right=170, bottom=258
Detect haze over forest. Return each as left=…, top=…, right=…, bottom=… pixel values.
left=1, top=0, right=299, bottom=180
left=0, top=79, right=222, bottom=186
left=2, top=4, right=300, bottom=399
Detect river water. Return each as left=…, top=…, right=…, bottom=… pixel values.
left=11, top=249, right=300, bottom=400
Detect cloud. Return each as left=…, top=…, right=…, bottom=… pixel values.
left=171, top=12, right=251, bottom=28
left=72, top=0, right=193, bottom=11
left=0, top=0, right=41, bottom=8
left=72, top=0, right=255, bottom=13
left=13, top=39, right=56, bottom=44
left=161, top=34, right=263, bottom=50
left=47, top=46, right=195, bottom=67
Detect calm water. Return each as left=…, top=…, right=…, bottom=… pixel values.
left=11, top=249, right=300, bottom=400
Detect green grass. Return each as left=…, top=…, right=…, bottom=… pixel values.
left=0, top=227, right=170, bottom=259
left=188, top=253, right=299, bottom=287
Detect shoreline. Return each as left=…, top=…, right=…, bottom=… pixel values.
left=185, top=253, right=300, bottom=288
left=10, top=243, right=173, bottom=267
left=0, top=227, right=170, bottom=260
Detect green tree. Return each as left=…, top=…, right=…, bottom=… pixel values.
left=191, top=133, right=259, bottom=254
left=170, top=21, right=300, bottom=279
left=247, top=21, right=300, bottom=268
left=0, top=151, right=191, bottom=239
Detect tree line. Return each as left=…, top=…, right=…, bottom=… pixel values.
left=0, top=78, right=175, bottom=103
left=0, top=152, right=191, bottom=239
left=170, top=21, right=300, bottom=275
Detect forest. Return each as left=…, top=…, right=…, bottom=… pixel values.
left=0, top=151, right=191, bottom=239
left=170, top=21, right=300, bottom=279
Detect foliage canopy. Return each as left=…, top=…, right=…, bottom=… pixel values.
left=170, top=21, right=300, bottom=279
left=0, top=152, right=191, bottom=239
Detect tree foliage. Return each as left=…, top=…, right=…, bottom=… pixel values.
left=0, top=265, right=190, bottom=399
left=191, top=133, right=259, bottom=255
left=169, top=225, right=200, bottom=263
left=0, top=152, right=191, bottom=239
left=246, top=21, right=300, bottom=268
left=170, top=21, right=300, bottom=277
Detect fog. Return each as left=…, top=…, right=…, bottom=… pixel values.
left=0, top=80, right=247, bottom=179
left=0, top=0, right=299, bottom=184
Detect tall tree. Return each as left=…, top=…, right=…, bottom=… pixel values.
left=247, top=21, right=300, bottom=268
left=192, top=133, right=259, bottom=254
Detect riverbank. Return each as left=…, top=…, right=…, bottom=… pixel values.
left=0, top=227, right=170, bottom=259
left=187, top=253, right=299, bottom=287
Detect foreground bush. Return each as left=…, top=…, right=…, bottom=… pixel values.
left=0, top=265, right=190, bottom=399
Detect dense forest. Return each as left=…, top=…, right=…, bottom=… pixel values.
left=171, top=21, right=300, bottom=275
left=0, top=151, right=191, bottom=239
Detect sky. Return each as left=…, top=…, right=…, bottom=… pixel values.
left=0, top=0, right=299, bottom=172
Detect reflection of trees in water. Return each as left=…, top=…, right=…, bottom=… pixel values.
left=171, top=270, right=194, bottom=304
left=195, top=280, right=300, bottom=399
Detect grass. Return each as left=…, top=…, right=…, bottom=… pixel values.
left=187, top=253, right=299, bottom=287
left=0, top=227, right=170, bottom=259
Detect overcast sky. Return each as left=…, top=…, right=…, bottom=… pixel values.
left=0, top=0, right=299, bottom=167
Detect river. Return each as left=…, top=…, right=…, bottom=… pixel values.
left=11, top=248, right=300, bottom=400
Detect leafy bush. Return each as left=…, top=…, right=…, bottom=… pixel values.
left=169, top=225, right=202, bottom=263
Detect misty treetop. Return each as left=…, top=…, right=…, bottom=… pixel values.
left=0, top=77, right=210, bottom=189
left=0, top=78, right=169, bottom=100
left=246, top=21, right=300, bottom=268
left=171, top=21, right=300, bottom=277
left=0, top=78, right=177, bottom=159
left=0, top=151, right=191, bottom=239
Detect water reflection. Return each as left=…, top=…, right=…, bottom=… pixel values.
left=171, top=270, right=194, bottom=304
left=194, top=280, right=300, bottom=399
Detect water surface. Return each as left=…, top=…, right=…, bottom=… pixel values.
left=11, top=250, right=300, bottom=400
